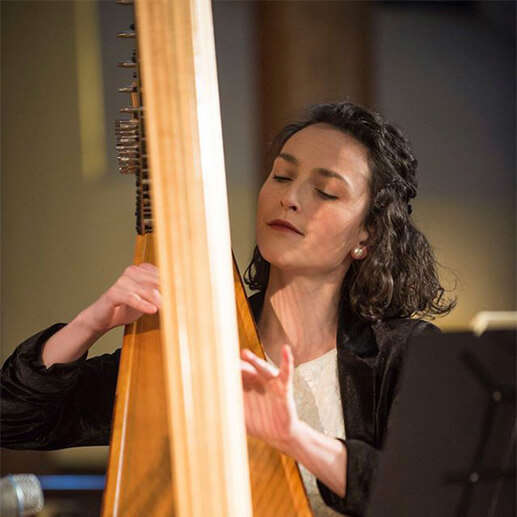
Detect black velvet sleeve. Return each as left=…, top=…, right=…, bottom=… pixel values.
left=0, top=324, right=120, bottom=450
left=316, top=319, right=441, bottom=516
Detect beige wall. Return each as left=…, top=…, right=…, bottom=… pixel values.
left=2, top=1, right=135, bottom=361
left=2, top=0, right=135, bottom=469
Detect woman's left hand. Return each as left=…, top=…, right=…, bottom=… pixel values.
left=240, top=345, right=300, bottom=453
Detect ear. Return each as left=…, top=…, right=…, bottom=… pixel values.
left=351, top=227, right=370, bottom=261
left=358, top=226, right=370, bottom=245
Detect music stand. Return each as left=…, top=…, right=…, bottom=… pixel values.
left=367, top=330, right=515, bottom=517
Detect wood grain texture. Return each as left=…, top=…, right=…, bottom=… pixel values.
left=134, top=1, right=251, bottom=516
left=102, top=235, right=174, bottom=517
left=103, top=0, right=314, bottom=515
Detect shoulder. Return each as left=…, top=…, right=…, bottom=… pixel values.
left=375, top=317, right=441, bottom=342
left=372, top=317, right=441, bottom=365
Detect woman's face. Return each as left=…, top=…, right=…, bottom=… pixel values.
left=256, top=123, right=371, bottom=277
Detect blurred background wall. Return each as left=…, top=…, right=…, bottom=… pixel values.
left=1, top=0, right=515, bottom=511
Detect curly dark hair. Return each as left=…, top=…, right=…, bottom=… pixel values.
left=244, top=102, right=455, bottom=322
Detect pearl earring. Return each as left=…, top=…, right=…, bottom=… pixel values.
left=352, top=247, right=365, bottom=259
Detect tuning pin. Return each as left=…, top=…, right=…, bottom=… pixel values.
left=116, top=136, right=137, bottom=144
left=115, top=128, right=138, bottom=135
left=119, top=161, right=139, bottom=170
left=117, top=138, right=140, bottom=148
left=115, top=144, right=140, bottom=152
left=117, top=31, right=136, bottom=39
left=119, top=153, right=140, bottom=160
left=116, top=140, right=138, bottom=148
left=115, top=120, right=139, bottom=131
left=118, top=85, right=138, bottom=93
left=116, top=118, right=138, bottom=125
left=118, top=60, right=137, bottom=69
left=120, top=106, right=144, bottom=114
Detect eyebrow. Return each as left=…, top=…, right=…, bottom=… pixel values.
left=278, top=152, right=352, bottom=189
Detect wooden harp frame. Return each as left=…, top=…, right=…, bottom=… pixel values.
left=102, top=1, right=313, bottom=516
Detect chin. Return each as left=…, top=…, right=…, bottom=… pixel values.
left=258, top=239, right=350, bottom=279
left=258, top=241, right=315, bottom=273
left=258, top=241, right=296, bottom=269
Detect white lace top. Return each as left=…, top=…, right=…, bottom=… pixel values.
left=266, top=348, right=346, bottom=517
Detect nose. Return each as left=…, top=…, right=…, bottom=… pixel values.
left=280, top=186, right=300, bottom=212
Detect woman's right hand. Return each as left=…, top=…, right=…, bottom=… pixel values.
left=41, top=263, right=161, bottom=368
left=82, top=262, right=162, bottom=335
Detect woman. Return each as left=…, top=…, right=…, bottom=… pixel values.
left=1, top=102, right=454, bottom=516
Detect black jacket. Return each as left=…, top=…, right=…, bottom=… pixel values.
left=0, top=292, right=439, bottom=516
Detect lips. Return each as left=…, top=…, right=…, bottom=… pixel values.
left=267, top=219, right=304, bottom=236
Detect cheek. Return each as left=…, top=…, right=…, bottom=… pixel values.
left=256, top=185, right=268, bottom=224
left=256, top=180, right=280, bottom=221
left=256, top=184, right=272, bottom=240
left=308, top=208, right=360, bottom=256
left=257, top=180, right=272, bottom=214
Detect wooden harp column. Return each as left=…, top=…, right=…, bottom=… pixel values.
left=102, top=1, right=313, bottom=516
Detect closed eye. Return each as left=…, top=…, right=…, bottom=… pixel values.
left=316, top=189, right=339, bottom=200
left=273, top=175, right=291, bottom=182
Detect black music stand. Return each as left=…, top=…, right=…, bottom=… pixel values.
left=367, top=330, right=516, bottom=517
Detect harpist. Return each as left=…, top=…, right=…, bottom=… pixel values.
left=1, top=102, right=454, bottom=516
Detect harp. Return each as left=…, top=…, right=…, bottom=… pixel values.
left=101, top=1, right=313, bottom=516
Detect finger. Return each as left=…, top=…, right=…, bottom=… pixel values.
left=117, top=275, right=162, bottom=308
left=138, top=262, right=158, bottom=272
left=129, top=292, right=159, bottom=314
left=240, top=359, right=257, bottom=377
left=136, top=263, right=160, bottom=281
left=123, top=264, right=160, bottom=288
left=241, top=349, right=279, bottom=380
left=240, top=360, right=266, bottom=393
left=279, top=344, right=294, bottom=385
left=107, top=283, right=159, bottom=314
left=105, top=289, right=158, bottom=314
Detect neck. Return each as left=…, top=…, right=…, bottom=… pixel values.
left=257, top=265, right=347, bottom=366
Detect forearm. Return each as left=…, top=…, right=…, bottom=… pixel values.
left=284, top=420, right=347, bottom=498
left=41, top=308, right=105, bottom=368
